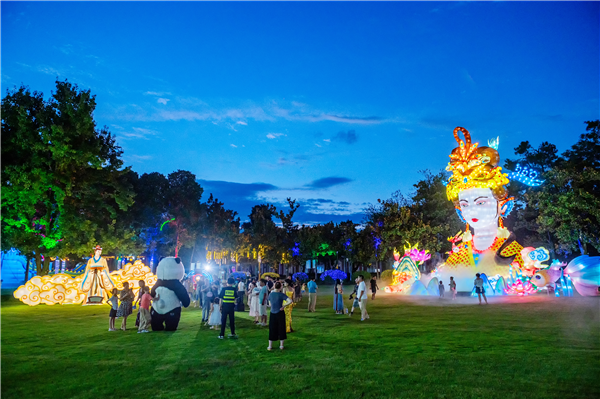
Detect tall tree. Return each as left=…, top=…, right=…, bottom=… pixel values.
left=530, top=121, right=600, bottom=257
left=2, top=81, right=137, bottom=275
left=242, top=204, right=280, bottom=272
left=162, top=170, right=204, bottom=257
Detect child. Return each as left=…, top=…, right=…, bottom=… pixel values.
left=439, top=280, right=445, bottom=298
left=449, top=276, right=457, bottom=300
left=134, top=279, right=146, bottom=327
left=138, top=286, right=152, bottom=333
left=208, top=295, right=221, bottom=330
left=107, top=288, right=119, bottom=331
left=348, top=278, right=359, bottom=317
left=301, top=282, right=307, bottom=296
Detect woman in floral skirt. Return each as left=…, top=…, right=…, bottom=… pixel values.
left=117, top=281, right=134, bottom=330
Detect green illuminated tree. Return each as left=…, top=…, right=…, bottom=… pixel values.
left=1, top=81, right=138, bottom=274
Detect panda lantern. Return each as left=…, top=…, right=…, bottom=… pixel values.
left=150, top=257, right=191, bottom=331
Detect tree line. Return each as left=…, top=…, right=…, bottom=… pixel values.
left=2, top=81, right=598, bottom=277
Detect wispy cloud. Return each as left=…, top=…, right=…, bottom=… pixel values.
left=331, top=130, right=358, bottom=144
left=15, top=62, right=94, bottom=85
left=116, top=127, right=158, bottom=140
left=323, top=139, right=331, bottom=143
left=266, top=133, right=285, bottom=139
left=157, top=98, right=170, bottom=105
left=128, top=154, right=153, bottom=161
left=57, top=44, right=73, bottom=55
left=273, top=105, right=384, bottom=125
left=145, top=91, right=172, bottom=96
left=305, top=177, right=354, bottom=189
left=113, top=98, right=386, bottom=126
left=230, top=144, right=238, bottom=148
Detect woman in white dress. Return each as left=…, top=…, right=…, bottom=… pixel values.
left=250, top=281, right=261, bottom=323
left=247, top=280, right=256, bottom=318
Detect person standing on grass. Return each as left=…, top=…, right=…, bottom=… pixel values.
left=333, top=279, right=341, bottom=314
left=237, top=278, right=246, bottom=311
left=138, top=286, right=152, bottom=333
left=267, top=282, right=293, bottom=351
left=370, top=276, right=379, bottom=300
left=194, top=276, right=203, bottom=308
left=283, top=280, right=296, bottom=332
left=439, top=280, right=445, bottom=298
left=117, top=282, right=134, bottom=330
left=107, top=288, right=119, bottom=331
left=208, top=292, right=222, bottom=330
left=266, top=276, right=274, bottom=293
left=248, top=280, right=259, bottom=322
left=474, top=273, right=488, bottom=305
left=348, top=278, right=359, bottom=317
left=335, top=279, right=344, bottom=314
left=449, top=277, right=457, bottom=300
left=294, top=278, right=302, bottom=302
left=134, top=279, right=146, bottom=327
left=201, top=277, right=212, bottom=325
left=307, top=277, right=318, bottom=312
left=258, top=279, right=269, bottom=326
left=218, top=277, right=238, bottom=339
left=357, top=275, right=369, bottom=321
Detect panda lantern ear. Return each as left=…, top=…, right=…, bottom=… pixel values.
left=175, top=257, right=181, bottom=264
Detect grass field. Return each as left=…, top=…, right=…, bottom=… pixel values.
left=2, top=293, right=599, bottom=399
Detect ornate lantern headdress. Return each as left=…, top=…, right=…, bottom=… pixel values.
left=445, top=127, right=509, bottom=205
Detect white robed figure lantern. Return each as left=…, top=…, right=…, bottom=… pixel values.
left=81, top=245, right=115, bottom=304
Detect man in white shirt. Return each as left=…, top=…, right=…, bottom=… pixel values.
left=357, top=275, right=369, bottom=321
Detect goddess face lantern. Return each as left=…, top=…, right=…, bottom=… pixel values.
left=446, top=127, right=512, bottom=229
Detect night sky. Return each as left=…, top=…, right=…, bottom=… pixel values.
left=2, top=1, right=598, bottom=224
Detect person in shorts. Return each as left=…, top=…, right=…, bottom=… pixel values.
left=449, top=276, right=457, bottom=300
left=370, top=276, right=379, bottom=300
left=258, top=279, right=268, bottom=326
left=348, top=278, right=359, bottom=317
left=107, top=288, right=119, bottom=331
left=474, top=273, right=488, bottom=305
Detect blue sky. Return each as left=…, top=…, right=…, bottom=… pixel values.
left=2, top=1, right=598, bottom=224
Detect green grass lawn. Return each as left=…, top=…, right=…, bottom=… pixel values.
left=2, top=293, right=599, bottom=399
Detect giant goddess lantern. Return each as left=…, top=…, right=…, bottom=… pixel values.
left=435, top=127, right=527, bottom=293
left=383, top=126, right=599, bottom=296
left=81, top=245, right=115, bottom=304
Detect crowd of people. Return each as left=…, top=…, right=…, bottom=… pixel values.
left=105, top=272, right=489, bottom=348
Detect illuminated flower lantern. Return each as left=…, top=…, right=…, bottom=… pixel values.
left=504, top=279, right=537, bottom=296
left=438, top=127, right=531, bottom=294
left=385, top=243, right=430, bottom=293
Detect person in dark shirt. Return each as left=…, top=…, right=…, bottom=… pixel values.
left=267, top=282, right=292, bottom=351
left=348, top=278, right=359, bottom=317
left=370, top=276, right=379, bottom=300
left=218, top=277, right=238, bottom=339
